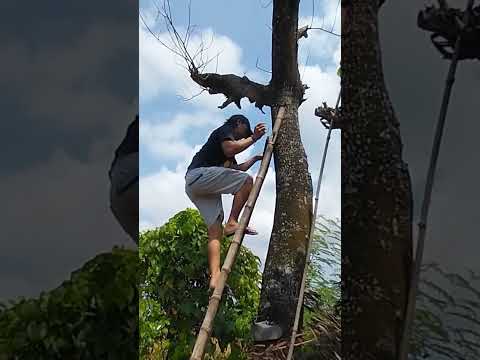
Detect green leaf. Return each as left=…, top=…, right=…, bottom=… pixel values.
left=139, top=209, right=261, bottom=357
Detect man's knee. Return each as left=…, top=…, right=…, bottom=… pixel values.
left=243, top=175, right=254, bottom=190
left=208, top=220, right=223, bottom=238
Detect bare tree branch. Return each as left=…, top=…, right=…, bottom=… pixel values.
left=139, top=12, right=185, bottom=58
left=190, top=71, right=272, bottom=113
left=145, top=0, right=317, bottom=111
left=142, top=0, right=278, bottom=110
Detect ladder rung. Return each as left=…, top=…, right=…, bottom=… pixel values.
left=210, top=294, right=221, bottom=301
left=200, top=325, right=212, bottom=334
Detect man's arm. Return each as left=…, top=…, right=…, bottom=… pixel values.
left=222, top=136, right=257, bottom=158
left=221, top=122, right=267, bottom=157
left=229, top=155, right=263, bottom=171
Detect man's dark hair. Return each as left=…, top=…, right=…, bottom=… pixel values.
left=224, top=114, right=253, bottom=136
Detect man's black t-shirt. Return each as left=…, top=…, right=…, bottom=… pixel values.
left=187, top=123, right=237, bottom=172
left=115, top=115, right=139, bottom=159
left=109, top=115, right=139, bottom=179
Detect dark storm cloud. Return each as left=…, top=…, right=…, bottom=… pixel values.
left=379, top=0, right=479, bottom=273
left=0, top=1, right=134, bottom=46
left=0, top=1, right=137, bottom=300
left=0, top=1, right=137, bottom=175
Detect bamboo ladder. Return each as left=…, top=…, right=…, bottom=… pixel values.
left=190, top=106, right=286, bottom=360
left=398, top=1, right=476, bottom=359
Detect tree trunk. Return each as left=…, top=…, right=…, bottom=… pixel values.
left=342, top=1, right=413, bottom=359
left=257, top=0, right=313, bottom=336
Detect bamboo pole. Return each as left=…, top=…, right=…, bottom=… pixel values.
left=286, top=90, right=341, bottom=360
left=190, top=106, right=286, bottom=360
left=398, top=1, right=474, bottom=359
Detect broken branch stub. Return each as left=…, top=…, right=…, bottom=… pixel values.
left=315, top=102, right=342, bottom=130
left=297, top=25, right=309, bottom=40
left=418, top=4, right=480, bottom=60
left=190, top=70, right=273, bottom=112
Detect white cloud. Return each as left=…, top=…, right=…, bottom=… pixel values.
left=139, top=167, right=192, bottom=230
left=140, top=111, right=222, bottom=161
left=139, top=28, right=184, bottom=101
left=300, top=0, right=341, bottom=35
left=139, top=21, right=244, bottom=105
left=298, top=63, right=340, bottom=169
left=297, top=52, right=341, bottom=221
left=333, top=43, right=341, bottom=65
left=298, top=10, right=341, bottom=64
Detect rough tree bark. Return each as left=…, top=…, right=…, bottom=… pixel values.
left=256, top=0, right=313, bottom=336
left=342, top=0, right=413, bottom=359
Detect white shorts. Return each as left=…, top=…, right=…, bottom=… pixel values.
left=185, top=166, right=250, bottom=226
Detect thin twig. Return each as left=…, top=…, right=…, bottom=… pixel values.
left=256, top=57, right=272, bottom=74
left=179, top=88, right=206, bottom=102
left=331, top=0, right=341, bottom=32
left=311, top=0, right=315, bottom=28
left=260, top=0, right=273, bottom=9
left=139, top=12, right=185, bottom=58
left=308, top=26, right=341, bottom=37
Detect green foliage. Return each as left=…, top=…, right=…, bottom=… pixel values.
left=306, top=216, right=341, bottom=312
left=139, top=208, right=261, bottom=359
left=411, top=264, right=480, bottom=359
left=300, top=217, right=341, bottom=359
left=0, top=247, right=138, bottom=360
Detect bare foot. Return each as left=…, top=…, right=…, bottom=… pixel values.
left=224, top=221, right=258, bottom=236
left=209, top=271, right=221, bottom=290
left=223, top=221, right=238, bottom=236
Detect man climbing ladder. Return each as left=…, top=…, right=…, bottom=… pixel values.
left=190, top=106, right=286, bottom=360
left=185, top=114, right=266, bottom=290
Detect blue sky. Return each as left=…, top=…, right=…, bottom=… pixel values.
left=139, top=0, right=341, bottom=267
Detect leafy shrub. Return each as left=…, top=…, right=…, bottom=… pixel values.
left=306, top=216, right=341, bottom=311
left=0, top=247, right=138, bottom=360
left=411, top=264, right=480, bottom=359
left=139, top=208, right=261, bottom=359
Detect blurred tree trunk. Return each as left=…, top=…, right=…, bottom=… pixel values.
left=341, top=0, right=413, bottom=358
